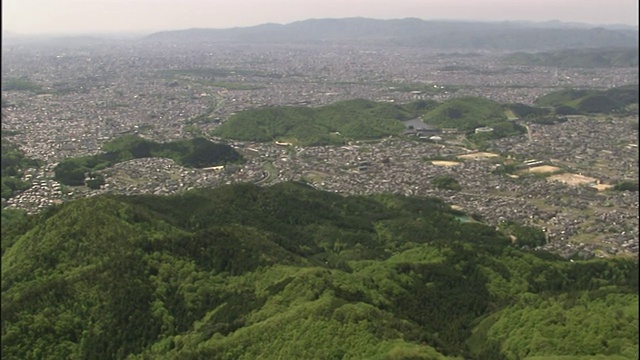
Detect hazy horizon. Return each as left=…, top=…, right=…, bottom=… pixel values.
left=3, top=0, right=639, bottom=36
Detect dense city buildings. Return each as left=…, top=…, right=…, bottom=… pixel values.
left=2, top=40, right=638, bottom=258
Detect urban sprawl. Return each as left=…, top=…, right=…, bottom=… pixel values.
left=2, top=41, right=638, bottom=258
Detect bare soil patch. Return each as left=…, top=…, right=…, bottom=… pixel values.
left=431, top=160, right=462, bottom=167
left=592, top=184, right=614, bottom=191
left=457, top=152, right=499, bottom=160
left=526, top=165, right=561, bottom=174
left=547, top=173, right=598, bottom=186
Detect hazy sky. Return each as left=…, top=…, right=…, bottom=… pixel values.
left=3, top=0, right=639, bottom=35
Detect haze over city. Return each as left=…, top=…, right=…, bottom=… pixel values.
left=2, top=0, right=639, bottom=355
left=2, top=0, right=639, bottom=35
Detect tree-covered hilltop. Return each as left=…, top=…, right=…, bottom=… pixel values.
left=505, top=103, right=552, bottom=118
left=535, top=84, right=639, bottom=115
left=423, top=97, right=526, bottom=138
left=212, top=86, right=636, bottom=147
left=1, top=134, right=42, bottom=199
left=2, top=182, right=638, bottom=360
left=503, top=47, right=639, bottom=68
left=53, top=135, right=242, bottom=187
left=212, top=97, right=530, bottom=146
left=211, top=99, right=419, bottom=146
left=503, top=103, right=570, bottom=124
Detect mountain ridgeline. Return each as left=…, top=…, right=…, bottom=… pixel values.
left=2, top=182, right=638, bottom=359
left=535, top=84, right=639, bottom=114
left=503, top=47, right=639, bottom=68
left=143, top=18, right=639, bottom=51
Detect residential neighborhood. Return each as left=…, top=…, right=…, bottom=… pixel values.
left=2, top=40, right=638, bottom=259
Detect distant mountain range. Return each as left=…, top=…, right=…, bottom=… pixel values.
left=504, top=47, right=639, bottom=68
left=143, top=17, right=639, bottom=51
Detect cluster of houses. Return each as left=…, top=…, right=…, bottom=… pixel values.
left=1, top=39, right=637, bottom=258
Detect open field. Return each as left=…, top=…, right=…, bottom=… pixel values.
left=456, top=152, right=499, bottom=160
left=525, top=165, right=561, bottom=174
left=504, top=109, right=519, bottom=120
left=569, top=232, right=604, bottom=246
left=592, top=184, right=614, bottom=191
left=431, top=160, right=462, bottom=167
left=303, top=170, right=330, bottom=183
left=526, top=198, right=559, bottom=212
left=547, top=173, right=598, bottom=186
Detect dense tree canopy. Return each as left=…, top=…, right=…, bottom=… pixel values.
left=535, top=85, right=639, bottom=115
left=423, top=97, right=525, bottom=139
left=54, top=135, right=242, bottom=186
left=432, top=175, right=462, bottom=191
left=211, top=99, right=420, bottom=146
left=503, top=47, right=639, bottom=68
left=2, top=182, right=637, bottom=359
left=1, top=137, right=41, bottom=199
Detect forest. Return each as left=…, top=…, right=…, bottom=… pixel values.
left=1, top=134, right=42, bottom=199
left=211, top=99, right=417, bottom=146
left=53, top=135, right=242, bottom=186
left=423, top=97, right=526, bottom=139
left=534, top=84, right=639, bottom=115
left=2, top=182, right=637, bottom=359
left=503, top=47, right=639, bottom=68
left=212, top=97, right=531, bottom=146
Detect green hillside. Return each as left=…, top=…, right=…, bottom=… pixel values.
left=1, top=134, right=42, bottom=199
left=505, top=103, right=551, bottom=118
left=211, top=99, right=418, bottom=146
left=535, top=89, right=599, bottom=107
left=1, top=77, right=43, bottom=92
left=53, top=135, right=242, bottom=186
left=2, top=182, right=637, bottom=359
left=503, top=47, right=639, bottom=68
left=535, top=85, right=639, bottom=114
left=422, top=97, right=524, bottom=138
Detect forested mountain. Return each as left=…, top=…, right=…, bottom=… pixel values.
left=143, top=18, right=639, bottom=51
left=2, top=182, right=638, bottom=359
left=503, top=47, right=639, bottom=68
left=535, top=84, right=639, bottom=114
